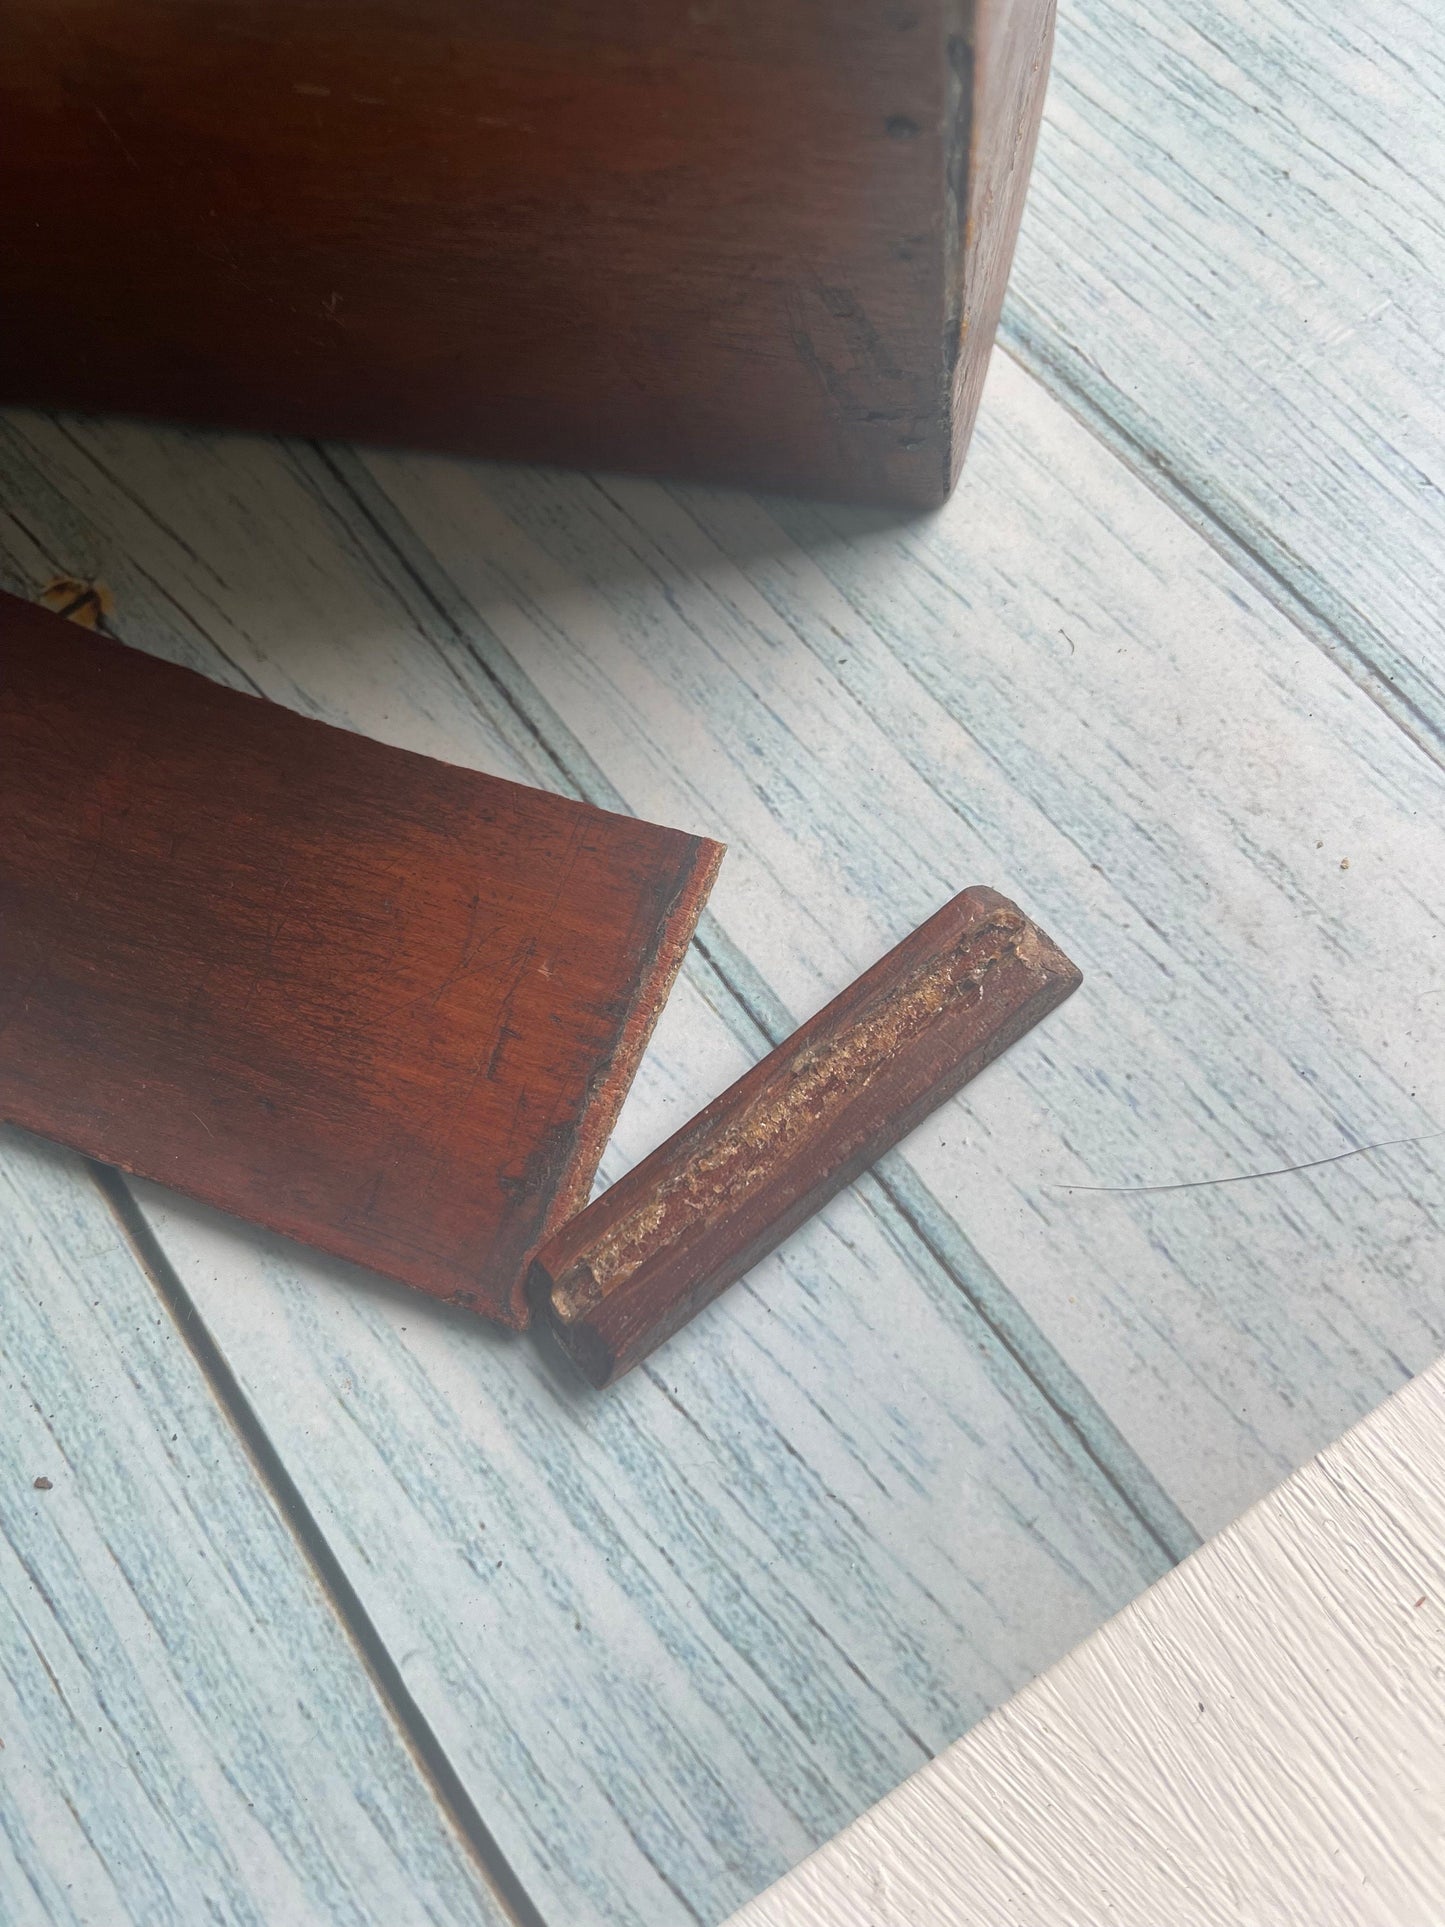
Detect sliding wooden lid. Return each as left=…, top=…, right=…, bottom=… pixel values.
left=0, top=592, right=721, bottom=1326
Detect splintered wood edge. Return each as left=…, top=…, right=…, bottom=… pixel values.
left=536, top=887, right=1080, bottom=1383
left=557, top=904, right=1036, bottom=1318
left=531, top=834, right=726, bottom=1259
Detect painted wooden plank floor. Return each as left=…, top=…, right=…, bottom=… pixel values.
left=2, top=7, right=1442, bottom=1913
left=0, top=1128, right=506, bottom=1927
left=729, top=1348, right=1445, bottom=1927
left=3, top=303, right=1442, bottom=1923
left=0, top=408, right=1173, bottom=1925
left=1006, top=0, right=1445, bottom=753
left=360, top=360, right=1445, bottom=1536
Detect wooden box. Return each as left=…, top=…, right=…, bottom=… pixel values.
left=1, top=0, right=1053, bottom=506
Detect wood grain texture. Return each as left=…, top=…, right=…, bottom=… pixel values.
left=0, top=1125, right=506, bottom=1927
left=352, top=357, right=1445, bottom=1539
left=1004, top=0, right=1445, bottom=752
left=538, top=889, right=1081, bottom=1385
left=3, top=332, right=1440, bottom=1916
left=129, top=1029, right=1166, bottom=1927
left=0, top=595, right=718, bottom=1327
left=728, top=1353, right=1445, bottom=1927
left=951, top=0, right=1054, bottom=477
left=0, top=406, right=1180, bottom=1923
left=0, top=7, right=1437, bottom=1916
left=0, top=0, right=1050, bottom=506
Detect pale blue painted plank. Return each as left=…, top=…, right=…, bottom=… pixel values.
left=3, top=101, right=1441, bottom=1903
left=4, top=10, right=1437, bottom=1919
left=132, top=991, right=1166, bottom=1926
left=0, top=1129, right=508, bottom=1927
left=1007, top=0, right=1445, bottom=751
left=345, top=354, right=1445, bottom=1535
left=5, top=348, right=1442, bottom=1921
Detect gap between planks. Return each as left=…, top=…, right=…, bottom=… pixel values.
left=2, top=404, right=1197, bottom=1920
left=992, top=0, right=1445, bottom=774
left=87, top=1160, right=551, bottom=1927
left=296, top=439, right=1200, bottom=1568
left=3, top=8, right=1437, bottom=1906
left=7, top=325, right=1435, bottom=1912
left=996, top=322, right=1445, bottom=774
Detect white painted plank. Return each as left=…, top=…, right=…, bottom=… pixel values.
left=727, top=1352, right=1445, bottom=1927
left=1008, top=0, right=1445, bottom=748
left=0, top=1127, right=506, bottom=1927
left=0, top=410, right=1170, bottom=1925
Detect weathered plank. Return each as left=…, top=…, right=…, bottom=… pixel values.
left=0, top=13, right=1436, bottom=1918
left=133, top=1011, right=1163, bottom=1925
left=2, top=336, right=1441, bottom=1917
left=1005, top=0, right=1445, bottom=753
left=536, top=889, right=1082, bottom=1386
left=729, top=1352, right=1445, bottom=1927
left=0, top=404, right=1176, bottom=1924
left=0, top=1125, right=509, bottom=1927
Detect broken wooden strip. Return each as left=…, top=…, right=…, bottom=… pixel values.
left=0, top=428, right=1169, bottom=1924
left=0, top=592, right=721, bottom=1326
left=535, top=888, right=1081, bottom=1384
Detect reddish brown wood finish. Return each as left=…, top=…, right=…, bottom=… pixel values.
left=534, top=887, right=1080, bottom=1384
left=0, top=0, right=1052, bottom=506
left=0, top=592, right=721, bottom=1327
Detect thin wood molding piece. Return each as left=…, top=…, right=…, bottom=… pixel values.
left=535, top=889, right=1081, bottom=1383
left=0, top=0, right=1052, bottom=506
left=1005, top=0, right=1445, bottom=757
left=0, top=592, right=721, bottom=1326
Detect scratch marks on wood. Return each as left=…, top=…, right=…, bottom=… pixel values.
left=91, top=106, right=141, bottom=174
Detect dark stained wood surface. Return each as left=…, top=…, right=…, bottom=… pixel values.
left=534, top=887, right=1081, bottom=1383
left=0, top=591, right=721, bottom=1327
left=0, top=0, right=1051, bottom=506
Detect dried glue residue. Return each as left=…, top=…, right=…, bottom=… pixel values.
left=558, top=909, right=1052, bottom=1313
